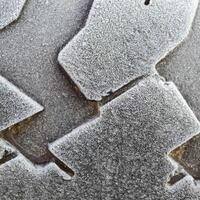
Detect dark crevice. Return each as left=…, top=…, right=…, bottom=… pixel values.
left=168, top=133, right=200, bottom=181
left=0, top=150, right=17, bottom=165
left=100, top=75, right=149, bottom=106
left=144, top=0, right=151, bottom=6
left=167, top=171, right=187, bottom=186
left=2, top=131, right=75, bottom=177
left=51, top=152, right=75, bottom=177
left=2, top=129, right=51, bottom=165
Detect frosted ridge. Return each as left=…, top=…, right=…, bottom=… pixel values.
left=58, top=0, right=199, bottom=100
left=0, top=75, right=43, bottom=132
left=0, top=0, right=27, bottom=29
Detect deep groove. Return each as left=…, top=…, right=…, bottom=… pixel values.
left=51, top=153, right=75, bottom=177
left=100, top=75, right=149, bottom=106
left=167, top=172, right=186, bottom=186
left=2, top=130, right=51, bottom=165
left=144, top=0, right=151, bottom=6
left=2, top=131, right=75, bottom=176
left=168, top=133, right=200, bottom=182
left=0, top=151, right=17, bottom=165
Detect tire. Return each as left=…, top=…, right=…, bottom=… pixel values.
left=0, top=0, right=200, bottom=199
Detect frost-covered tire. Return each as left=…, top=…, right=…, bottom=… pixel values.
left=1, top=0, right=200, bottom=200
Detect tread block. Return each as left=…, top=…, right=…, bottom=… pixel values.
left=0, top=0, right=26, bottom=29
left=58, top=0, right=199, bottom=100
left=0, top=76, right=43, bottom=132
left=50, top=76, right=200, bottom=198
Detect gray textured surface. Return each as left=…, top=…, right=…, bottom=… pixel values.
left=157, top=3, right=200, bottom=180
left=0, top=76, right=43, bottom=132
left=157, top=2, right=200, bottom=122
left=58, top=0, right=198, bottom=100
left=0, top=0, right=96, bottom=161
left=0, top=0, right=26, bottom=30
left=49, top=76, right=200, bottom=199
left=1, top=76, right=199, bottom=200
left=1, top=0, right=200, bottom=199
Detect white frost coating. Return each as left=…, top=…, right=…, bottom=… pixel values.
left=0, top=76, right=200, bottom=198
left=0, top=138, right=70, bottom=180
left=0, top=0, right=27, bottom=29
left=49, top=76, right=200, bottom=198
left=14, top=154, right=71, bottom=180
left=58, top=0, right=199, bottom=100
left=0, top=0, right=97, bottom=158
left=0, top=76, right=43, bottom=132
left=0, top=138, right=71, bottom=180
left=0, top=153, right=71, bottom=181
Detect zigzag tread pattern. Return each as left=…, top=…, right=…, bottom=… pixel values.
left=1, top=0, right=200, bottom=199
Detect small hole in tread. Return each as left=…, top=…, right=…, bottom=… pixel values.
left=144, top=0, right=151, bottom=5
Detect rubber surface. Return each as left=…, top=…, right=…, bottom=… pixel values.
left=1, top=0, right=200, bottom=199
